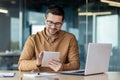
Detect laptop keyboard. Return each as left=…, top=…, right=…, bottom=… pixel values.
left=60, top=70, right=85, bottom=75
left=72, top=70, right=85, bottom=73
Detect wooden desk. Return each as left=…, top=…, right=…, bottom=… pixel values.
left=0, top=71, right=120, bottom=80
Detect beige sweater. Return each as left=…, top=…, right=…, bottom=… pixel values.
left=18, top=29, right=80, bottom=72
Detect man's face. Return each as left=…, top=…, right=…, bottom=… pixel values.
left=45, top=13, right=63, bottom=35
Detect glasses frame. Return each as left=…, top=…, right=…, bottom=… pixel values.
left=46, top=20, right=62, bottom=27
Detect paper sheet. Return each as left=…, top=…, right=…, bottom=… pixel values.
left=23, top=72, right=56, bottom=78
left=0, top=72, right=15, bottom=77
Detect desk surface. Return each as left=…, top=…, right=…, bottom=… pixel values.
left=0, top=71, right=120, bottom=80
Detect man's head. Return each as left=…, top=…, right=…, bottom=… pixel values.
left=45, top=5, right=64, bottom=21
left=44, top=5, right=64, bottom=36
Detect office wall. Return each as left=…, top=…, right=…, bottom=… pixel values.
left=0, top=14, right=10, bottom=51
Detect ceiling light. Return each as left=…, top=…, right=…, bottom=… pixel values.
left=78, top=12, right=112, bottom=16
left=0, top=8, right=8, bottom=14
left=101, top=0, right=120, bottom=5
left=78, top=12, right=93, bottom=16
left=101, top=0, right=120, bottom=7
left=101, top=0, right=112, bottom=3
left=109, top=3, right=120, bottom=7
left=11, top=0, right=16, bottom=4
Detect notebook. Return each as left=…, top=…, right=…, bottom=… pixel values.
left=60, top=43, right=112, bottom=76
left=0, top=72, right=15, bottom=77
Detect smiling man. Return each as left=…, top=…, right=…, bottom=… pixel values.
left=18, top=5, right=80, bottom=72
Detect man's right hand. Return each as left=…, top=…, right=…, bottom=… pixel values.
left=36, top=51, right=44, bottom=66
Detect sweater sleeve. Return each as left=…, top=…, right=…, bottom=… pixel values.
left=63, top=36, right=80, bottom=71
left=18, top=36, right=37, bottom=71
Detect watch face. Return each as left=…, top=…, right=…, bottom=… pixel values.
left=36, top=64, right=41, bottom=67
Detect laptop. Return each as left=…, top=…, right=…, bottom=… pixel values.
left=60, top=43, right=112, bottom=76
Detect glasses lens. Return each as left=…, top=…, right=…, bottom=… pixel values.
left=46, top=20, right=53, bottom=26
left=46, top=20, right=62, bottom=27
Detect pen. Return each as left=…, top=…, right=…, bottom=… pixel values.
left=38, top=73, right=40, bottom=75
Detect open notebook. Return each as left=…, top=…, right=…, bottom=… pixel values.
left=0, top=72, right=15, bottom=77
left=60, top=43, right=112, bottom=76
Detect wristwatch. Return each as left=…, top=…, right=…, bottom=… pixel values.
left=36, top=64, right=41, bottom=67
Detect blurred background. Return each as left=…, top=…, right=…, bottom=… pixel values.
left=0, top=0, right=120, bottom=71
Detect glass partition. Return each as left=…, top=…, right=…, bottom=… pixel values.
left=0, top=0, right=21, bottom=70
left=78, top=0, right=120, bottom=71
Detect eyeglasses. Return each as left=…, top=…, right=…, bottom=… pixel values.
left=46, top=20, right=62, bottom=27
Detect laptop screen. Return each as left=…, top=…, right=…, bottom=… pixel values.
left=85, top=43, right=112, bottom=75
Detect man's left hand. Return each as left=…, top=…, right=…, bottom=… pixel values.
left=48, top=59, right=62, bottom=72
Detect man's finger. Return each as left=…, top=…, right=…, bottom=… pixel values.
left=39, top=51, right=44, bottom=57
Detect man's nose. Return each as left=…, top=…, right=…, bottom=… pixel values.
left=51, top=24, right=56, bottom=28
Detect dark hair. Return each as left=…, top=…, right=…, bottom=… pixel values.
left=45, top=5, right=64, bottom=21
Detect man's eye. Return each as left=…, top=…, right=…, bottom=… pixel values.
left=49, top=21, right=53, bottom=24
left=56, top=23, right=61, bottom=25
left=55, top=22, right=62, bottom=26
left=48, top=21, right=53, bottom=24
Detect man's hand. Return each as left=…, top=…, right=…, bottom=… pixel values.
left=36, top=51, right=44, bottom=66
left=48, top=59, right=63, bottom=72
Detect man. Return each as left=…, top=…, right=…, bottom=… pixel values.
left=18, top=5, right=80, bottom=72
